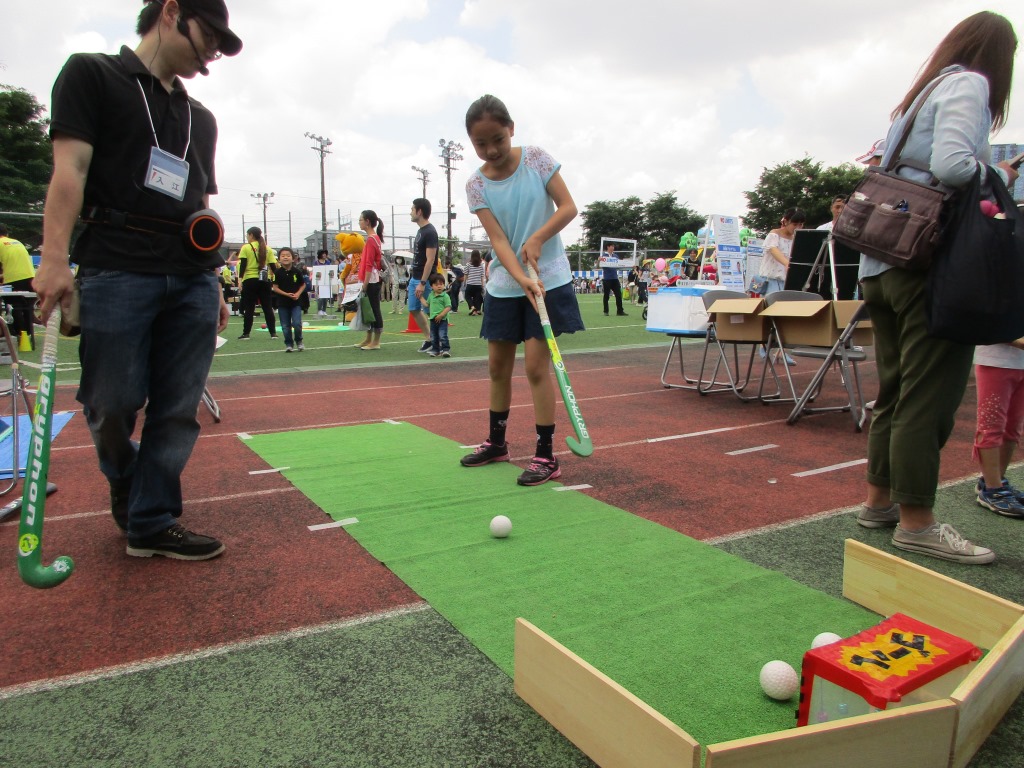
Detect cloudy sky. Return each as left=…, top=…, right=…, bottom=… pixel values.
left=4, top=1, right=1022, bottom=251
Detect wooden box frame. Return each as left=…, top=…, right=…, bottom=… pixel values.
left=514, top=540, right=1024, bottom=768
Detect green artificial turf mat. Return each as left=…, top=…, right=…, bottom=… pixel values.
left=245, top=422, right=878, bottom=747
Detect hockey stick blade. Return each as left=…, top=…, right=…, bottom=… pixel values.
left=527, top=265, right=593, bottom=457
left=17, top=309, right=74, bottom=588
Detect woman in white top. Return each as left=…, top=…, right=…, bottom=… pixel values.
left=758, top=207, right=806, bottom=296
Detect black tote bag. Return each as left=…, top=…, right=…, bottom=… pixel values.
left=926, top=166, right=1024, bottom=345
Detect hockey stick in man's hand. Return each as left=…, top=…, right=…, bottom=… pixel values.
left=18, top=308, right=74, bottom=588
left=527, top=264, right=593, bottom=457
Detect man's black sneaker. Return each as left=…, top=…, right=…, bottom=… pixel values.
left=127, top=524, right=225, bottom=560
left=110, top=478, right=132, bottom=534
left=237, top=334, right=250, bottom=340
left=616, top=311, right=629, bottom=316
left=460, top=440, right=510, bottom=467
left=517, top=457, right=561, bottom=486
left=418, top=340, right=432, bottom=353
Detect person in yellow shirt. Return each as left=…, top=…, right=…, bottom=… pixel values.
left=237, top=226, right=277, bottom=339
left=0, top=224, right=37, bottom=344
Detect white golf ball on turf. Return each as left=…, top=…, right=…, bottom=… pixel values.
left=490, top=515, right=512, bottom=538
left=811, top=632, right=843, bottom=649
left=759, top=660, right=799, bottom=700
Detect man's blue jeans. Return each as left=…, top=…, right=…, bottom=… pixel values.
left=77, top=269, right=220, bottom=538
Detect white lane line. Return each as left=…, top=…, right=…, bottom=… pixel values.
left=0, top=603, right=429, bottom=701
left=792, top=459, right=867, bottom=478
left=0, top=487, right=301, bottom=528
left=726, top=444, right=778, bottom=456
left=648, top=419, right=784, bottom=443
left=308, top=518, right=359, bottom=531
left=554, top=484, right=592, bottom=492
left=249, top=467, right=290, bottom=475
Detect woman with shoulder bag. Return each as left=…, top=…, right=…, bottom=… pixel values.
left=855, top=12, right=1019, bottom=565
left=237, top=226, right=278, bottom=340
left=356, top=211, right=385, bottom=349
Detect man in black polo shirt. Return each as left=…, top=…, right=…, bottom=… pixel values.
left=34, top=0, right=242, bottom=561
left=409, top=198, right=438, bottom=352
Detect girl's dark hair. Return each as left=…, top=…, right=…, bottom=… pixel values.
left=782, top=208, right=807, bottom=225
left=246, top=226, right=267, bottom=269
left=137, top=0, right=164, bottom=36
left=894, top=11, right=1016, bottom=130
left=466, top=94, right=513, bottom=132
left=361, top=209, right=385, bottom=239
left=470, top=249, right=482, bottom=266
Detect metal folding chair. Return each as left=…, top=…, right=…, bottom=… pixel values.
left=787, top=302, right=871, bottom=431
left=696, top=289, right=766, bottom=399
left=757, top=290, right=824, bottom=404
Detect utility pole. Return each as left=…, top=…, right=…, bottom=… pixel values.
left=411, top=165, right=430, bottom=199
left=304, top=132, right=333, bottom=253
left=438, top=139, right=463, bottom=261
left=250, top=192, right=274, bottom=235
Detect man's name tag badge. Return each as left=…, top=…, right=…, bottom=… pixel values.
left=145, top=147, right=189, bottom=201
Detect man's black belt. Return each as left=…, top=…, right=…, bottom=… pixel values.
left=81, top=206, right=181, bottom=236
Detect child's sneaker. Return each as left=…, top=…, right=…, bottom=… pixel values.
left=977, top=483, right=1024, bottom=518
left=892, top=522, right=995, bottom=565
left=428, top=351, right=440, bottom=357
left=460, top=440, right=510, bottom=467
left=285, top=345, right=293, bottom=353
left=297, top=342, right=304, bottom=351
left=418, top=340, right=432, bottom=353
left=441, top=350, right=451, bottom=358
left=517, top=457, right=561, bottom=486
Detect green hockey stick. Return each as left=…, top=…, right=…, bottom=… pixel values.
left=17, top=309, right=74, bottom=589
left=527, top=265, right=593, bottom=457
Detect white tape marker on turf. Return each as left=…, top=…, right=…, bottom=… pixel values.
left=308, top=518, right=359, bottom=531
left=249, top=467, right=290, bottom=475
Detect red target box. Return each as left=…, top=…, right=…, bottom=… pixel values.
left=797, top=613, right=981, bottom=727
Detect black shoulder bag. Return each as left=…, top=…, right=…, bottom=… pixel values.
left=926, top=166, right=1024, bottom=345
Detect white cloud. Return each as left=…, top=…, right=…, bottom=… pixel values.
left=3, top=0, right=1022, bottom=248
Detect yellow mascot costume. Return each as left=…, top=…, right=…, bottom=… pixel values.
left=335, top=232, right=365, bottom=323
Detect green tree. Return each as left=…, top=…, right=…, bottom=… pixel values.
left=643, top=191, right=705, bottom=250
left=579, top=196, right=646, bottom=251
left=744, top=156, right=863, bottom=233
left=0, top=85, right=52, bottom=245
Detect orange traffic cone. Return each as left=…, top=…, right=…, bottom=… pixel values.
left=401, top=313, right=423, bottom=334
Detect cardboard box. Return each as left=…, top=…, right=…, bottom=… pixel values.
left=760, top=299, right=873, bottom=347
left=707, top=297, right=767, bottom=342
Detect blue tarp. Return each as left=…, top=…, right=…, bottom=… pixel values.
left=0, top=412, right=75, bottom=479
